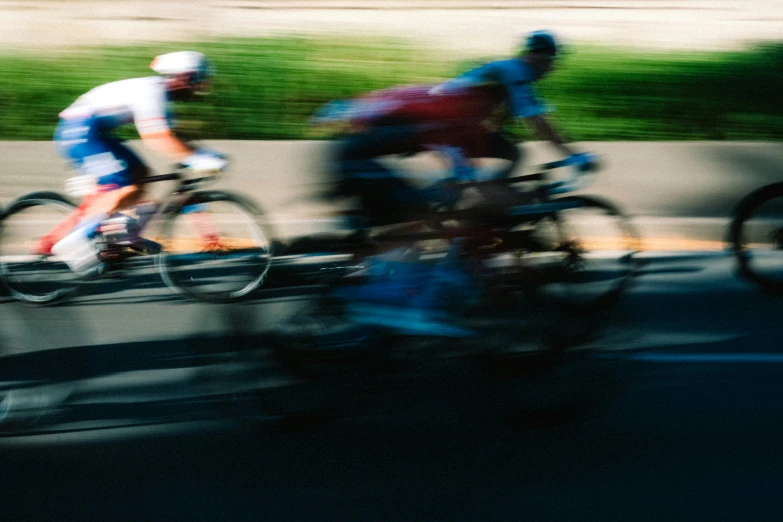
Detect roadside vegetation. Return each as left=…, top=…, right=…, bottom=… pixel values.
left=0, top=37, right=780, bottom=141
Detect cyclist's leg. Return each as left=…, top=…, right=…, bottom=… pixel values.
left=93, top=136, right=148, bottom=214
left=85, top=138, right=160, bottom=251
left=329, top=126, right=435, bottom=260
left=336, top=125, right=430, bottom=226
left=473, top=131, right=527, bottom=208
left=34, top=117, right=96, bottom=254
left=485, top=131, right=523, bottom=179
left=39, top=119, right=147, bottom=256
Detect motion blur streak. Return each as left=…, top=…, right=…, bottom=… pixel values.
left=1, top=1, right=783, bottom=521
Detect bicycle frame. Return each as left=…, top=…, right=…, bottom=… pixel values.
left=130, top=172, right=218, bottom=237
left=385, top=160, right=596, bottom=241
left=451, top=158, right=594, bottom=205
left=282, top=160, right=599, bottom=260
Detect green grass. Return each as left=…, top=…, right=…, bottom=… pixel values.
left=0, top=37, right=780, bottom=141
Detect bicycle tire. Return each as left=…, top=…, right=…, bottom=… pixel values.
left=0, top=192, right=87, bottom=305
left=501, top=195, right=640, bottom=311
left=157, top=190, right=275, bottom=303
left=728, top=182, right=783, bottom=294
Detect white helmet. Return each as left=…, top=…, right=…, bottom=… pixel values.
left=150, top=51, right=214, bottom=84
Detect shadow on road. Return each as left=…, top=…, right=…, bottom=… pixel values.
left=0, top=293, right=629, bottom=438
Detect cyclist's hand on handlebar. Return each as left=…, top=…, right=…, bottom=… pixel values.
left=182, top=149, right=229, bottom=174
left=564, top=152, right=599, bottom=173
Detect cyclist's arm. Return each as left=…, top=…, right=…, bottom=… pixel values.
left=140, top=128, right=195, bottom=160
left=524, top=114, right=577, bottom=157
left=487, top=59, right=578, bottom=158
left=141, top=130, right=226, bottom=174
left=134, top=80, right=197, bottom=161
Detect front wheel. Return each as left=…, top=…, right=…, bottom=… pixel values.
left=728, top=183, right=783, bottom=294
left=506, top=195, right=641, bottom=311
left=0, top=193, right=85, bottom=305
left=157, top=191, right=275, bottom=303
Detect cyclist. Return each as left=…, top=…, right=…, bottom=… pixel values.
left=319, top=30, right=597, bottom=335
left=429, top=30, right=594, bottom=176
left=326, top=29, right=595, bottom=224
left=38, top=51, right=227, bottom=274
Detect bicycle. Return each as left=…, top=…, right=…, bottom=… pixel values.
left=0, top=167, right=275, bottom=305
left=728, top=182, right=783, bottom=294
left=238, top=158, right=639, bottom=421
left=284, top=157, right=642, bottom=312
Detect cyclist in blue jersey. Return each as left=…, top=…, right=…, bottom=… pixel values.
left=328, top=30, right=595, bottom=225
left=322, top=30, right=597, bottom=335
left=428, top=29, right=594, bottom=183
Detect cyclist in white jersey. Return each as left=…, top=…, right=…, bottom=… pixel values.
left=39, top=51, right=227, bottom=273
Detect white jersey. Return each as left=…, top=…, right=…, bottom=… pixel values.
left=59, top=76, right=173, bottom=136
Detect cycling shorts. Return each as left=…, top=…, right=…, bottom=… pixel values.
left=54, top=115, right=146, bottom=189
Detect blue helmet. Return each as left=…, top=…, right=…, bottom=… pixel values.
left=523, top=30, right=560, bottom=57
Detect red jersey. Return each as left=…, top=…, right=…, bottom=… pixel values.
left=350, top=84, right=507, bottom=157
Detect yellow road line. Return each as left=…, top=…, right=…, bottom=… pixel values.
left=147, top=236, right=737, bottom=253
left=582, top=237, right=727, bottom=252
left=153, top=237, right=263, bottom=252
left=0, top=236, right=753, bottom=255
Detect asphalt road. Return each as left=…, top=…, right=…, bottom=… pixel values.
left=1, top=252, right=783, bottom=520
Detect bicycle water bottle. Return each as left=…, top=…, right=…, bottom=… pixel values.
left=51, top=214, right=105, bottom=274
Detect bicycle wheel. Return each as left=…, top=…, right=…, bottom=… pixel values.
left=158, top=191, right=275, bottom=303
left=729, top=183, right=783, bottom=294
left=0, top=193, right=85, bottom=305
left=508, top=195, right=640, bottom=310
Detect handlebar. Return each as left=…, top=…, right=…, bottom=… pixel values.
left=450, top=157, right=598, bottom=194
left=453, top=172, right=545, bottom=189
left=542, top=158, right=599, bottom=195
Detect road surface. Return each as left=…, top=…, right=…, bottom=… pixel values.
left=1, top=252, right=783, bottom=520
left=1, top=138, right=783, bottom=520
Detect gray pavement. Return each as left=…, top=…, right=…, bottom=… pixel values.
left=1, top=253, right=783, bottom=520
left=0, top=249, right=774, bottom=354
left=2, top=136, right=783, bottom=519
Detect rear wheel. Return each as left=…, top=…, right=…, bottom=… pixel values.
left=729, top=183, right=783, bottom=294
left=157, top=191, right=275, bottom=302
left=0, top=193, right=85, bottom=305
